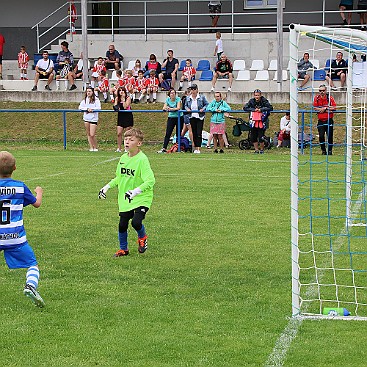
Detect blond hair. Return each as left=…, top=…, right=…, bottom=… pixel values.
left=124, top=128, right=144, bottom=142
left=0, top=151, right=16, bottom=176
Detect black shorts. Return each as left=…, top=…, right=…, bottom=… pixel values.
left=339, top=3, right=353, bottom=10
left=38, top=72, right=51, bottom=79
left=251, top=127, right=265, bottom=143
left=117, top=111, right=134, bottom=128
left=163, top=72, right=176, bottom=80
left=105, top=61, right=121, bottom=69
left=209, top=4, right=222, bottom=18
left=0, top=55, right=2, bottom=64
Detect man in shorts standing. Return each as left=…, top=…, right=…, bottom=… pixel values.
left=208, top=1, right=222, bottom=30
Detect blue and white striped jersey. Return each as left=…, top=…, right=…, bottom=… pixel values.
left=0, top=178, right=36, bottom=250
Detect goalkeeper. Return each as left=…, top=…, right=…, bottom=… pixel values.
left=98, top=128, right=155, bottom=257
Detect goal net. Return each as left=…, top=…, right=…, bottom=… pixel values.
left=289, top=24, right=367, bottom=320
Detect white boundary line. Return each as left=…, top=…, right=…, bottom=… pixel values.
left=265, top=190, right=365, bottom=367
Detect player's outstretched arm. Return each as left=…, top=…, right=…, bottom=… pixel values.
left=98, top=184, right=110, bottom=199
left=33, top=186, right=43, bottom=208
left=124, top=187, right=142, bottom=203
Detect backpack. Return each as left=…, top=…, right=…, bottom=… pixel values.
left=161, top=79, right=171, bottom=91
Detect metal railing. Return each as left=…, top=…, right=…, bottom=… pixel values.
left=0, top=108, right=330, bottom=153
left=31, top=0, right=365, bottom=50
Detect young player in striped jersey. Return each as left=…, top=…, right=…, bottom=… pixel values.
left=91, top=57, right=106, bottom=88
left=98, top=128, right=155, bottom=257
left=145, top=69, right=159, bottom=103
left=94, top=69, right=110, bottom=103
left=0, top=151, right=45, bottom=307
left=179, top=59, right=196, bottom=90
left=133, top=70, right=147, bottom=103
left=17, top=46, right=30, bottom=80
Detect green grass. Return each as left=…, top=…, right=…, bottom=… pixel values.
left=1, top=103, right=367, bottom=366
left=0, top=149, right=366, bottom=367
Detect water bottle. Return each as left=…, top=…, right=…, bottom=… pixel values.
left=322, top=307, right=350, bottom=316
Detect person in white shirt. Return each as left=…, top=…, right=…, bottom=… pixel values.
left=78, top=86, right=101, bottom=151
left=213, top=31, right=223, bottom=60
left=277, top=112, right=291, bottom=148
left=32, top=51, right=54, bottom=91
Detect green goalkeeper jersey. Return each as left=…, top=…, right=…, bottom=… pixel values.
left=108, top=151, right=155, bottom=212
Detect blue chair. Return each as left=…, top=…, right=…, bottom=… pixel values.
left=197, top=60, right=210, bottom=71
left=178, top=60, right=187, bottom=71
left=313, top=69, right=326, bottom=81
left=324, top=59, right=332, bottom=70
left=199, top=70, right=213, bottom=81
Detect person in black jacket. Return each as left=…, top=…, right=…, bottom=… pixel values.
left=325, top=52, right=347, bottom=89
left=243, top=89, right=273, bottom=154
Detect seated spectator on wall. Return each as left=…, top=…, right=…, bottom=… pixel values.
left=276, top=112, right=291, bottom=148
left=132, top=59, right=142, bottom=77
left=297, top=52, right=314, bottom=90
left=105, top=44, right=122, bottom=70
left=91, top=57, right=106, bottom=88
left=56, top=41, right=74, bottom=74
left=144, top=54, right=161, bottom=78
left=68, top=53, right=90, bottom=90
left=159, top=49, right=179, bottom=89
left=179, top=59, right=196, bottom=90
left=211, top=54, right=233, bottom=92
left=32, top=51, right=54, bottom=91
left=325, top=51, right=347, bottom=89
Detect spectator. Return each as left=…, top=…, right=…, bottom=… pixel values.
left=78, top=86, right=101, bottom=152
left=56, top=57, right=71, bottom=91
left=0, top=33, right=5, bottom=79
left=17, top=45, right=30, bottom=80
left=94, top=69, right=110, bottom=103
left=276, top=112, right=291, bottom=148
left=32, top=51, right=54, bottom=91
left=297, top=52, right=314, bottom=90
left=180, top=87, right=194, bottom=146
left=184, top=84, right=209, bottom=154
left=358, top=0, right=367, bottom=30
left=313, top=84, right=337, bottom=155
left=339, top=0, right=354, bottom=25
left=206, top=92, right=231, bottom=153
left=213, top=31, right=223, bottom=60
left=179, top=59, right=196, bottom=90
left=132, top=59, right=142, bottom=77
left=158, top=89, right=182, bottom=153
left=56, top=41, right=74, bottom=75
left=243, top=89, right=273, bottom=154
left=105, top=44, right=122, bottom=70
left=145, top=69, right=159, bottom=103
left=143, top=54, right=161, bottom=78
left=68, top=52, right=90, bottom=91
left=133, top=69, right=147, bottom=103
left=124, top=69, right=136, bottom=99
left=159, top=49, right=179, bottom=89
left=91, top=57, right=106, bottom=88
left=208, top=1, right=222, bottom=30
left=113, top=86, right=134, bottom=153
left=325, top=51, right=347, bottom=89
left=109, top=69, right=124, bottom=102
left=211, top=54, right=233, bottom=92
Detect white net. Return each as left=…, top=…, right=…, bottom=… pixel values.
left=289, top=24, right=367, bottom=319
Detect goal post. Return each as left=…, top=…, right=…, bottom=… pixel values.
left=289, top=24, right=367, bottom=320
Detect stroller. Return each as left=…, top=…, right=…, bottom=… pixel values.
left=228, top=115, right=272, bottom=150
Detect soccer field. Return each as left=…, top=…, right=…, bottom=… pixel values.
left=1, top=149, right=367, bottom=367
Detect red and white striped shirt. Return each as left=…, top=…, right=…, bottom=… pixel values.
left=18, top=51, right=29, bottom=68
left=135, top=77, right=146, bottom=91
left=98, top=76, right=109, bottom=91
left=93, top=62, right=106, bottom=75
left=183, top=66, right=196, bottom=79
left=145, top=76, right=159, bottom=88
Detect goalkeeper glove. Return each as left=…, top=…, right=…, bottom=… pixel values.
left=98, top=184, right=110, bottom=199
left=124, top=187, right=142, bottom=203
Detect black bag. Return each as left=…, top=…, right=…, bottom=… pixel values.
left=232, top=123, right=241, bottom=137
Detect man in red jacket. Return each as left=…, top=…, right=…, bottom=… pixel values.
left=313, top=84, right=337, bottom=155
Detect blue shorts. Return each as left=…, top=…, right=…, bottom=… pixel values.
left=1, top=244, right=38, bottom=269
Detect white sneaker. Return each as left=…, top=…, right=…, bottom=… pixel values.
left=115, top=149, right=122, bottom=153
left=93, top=148, right=99, bottom=152
left=210, top=87, right=215, bottom=92
left=227, top=87, right=232, bottom=92
left=24, top=284, right=45, bottom=308
left=89, top=148, right=94, bottom=152
left=157, top=148, right=167, bottom=153
left=193, top=150, right=201, bottom=154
